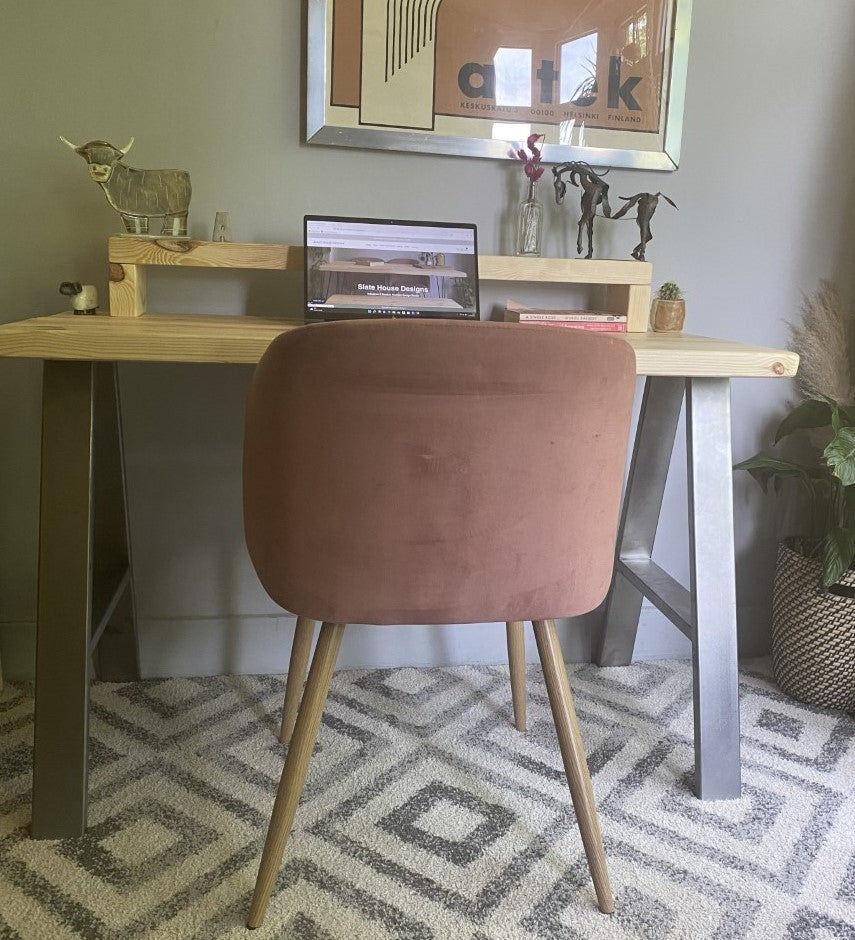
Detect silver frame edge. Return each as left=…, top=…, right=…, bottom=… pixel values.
left=305, top=0, right=692, bottom=172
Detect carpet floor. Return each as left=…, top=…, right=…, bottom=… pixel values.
left=0, top=659, right=853, bottom=939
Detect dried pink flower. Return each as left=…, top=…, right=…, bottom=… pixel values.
left=514, top=133, right=545, bottom=196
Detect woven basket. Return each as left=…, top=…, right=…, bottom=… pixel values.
left=771, top=540, right=855, bottom=712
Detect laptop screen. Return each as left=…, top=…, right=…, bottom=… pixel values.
left=304, top=215, right=479, bottom=321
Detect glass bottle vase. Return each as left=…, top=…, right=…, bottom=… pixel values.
left=515, top=181, right=543, bottom=256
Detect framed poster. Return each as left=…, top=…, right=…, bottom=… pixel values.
left=307, top=0, right=692, bottom=170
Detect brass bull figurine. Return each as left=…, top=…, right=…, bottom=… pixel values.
left=60, top=136, right=191, bottom=237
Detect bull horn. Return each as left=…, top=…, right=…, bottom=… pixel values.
left=59, top=135, right=80, bottom=151
left=120, top=137, right=135, bottom=155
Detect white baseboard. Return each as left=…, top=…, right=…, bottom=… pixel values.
left=138, top=607, right=697, bottom=679
left=0, top=602, right=771, bottom=681
left=138, top=616, right=594, bottom=678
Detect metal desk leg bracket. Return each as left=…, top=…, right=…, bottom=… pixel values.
left=31, top=361, right=138, bottom=838
left=598, top=376, right=685, bottom=666
left=597, top=376, right=741, bottom=800
left=686, top=378, right=741, bottom=799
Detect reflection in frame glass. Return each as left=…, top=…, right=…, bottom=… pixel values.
left=306, top=0, right=693, bottom=171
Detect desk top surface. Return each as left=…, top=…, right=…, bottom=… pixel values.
left=0, top=313, right=799, bottom=378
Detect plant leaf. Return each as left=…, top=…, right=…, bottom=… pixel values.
left=824, top=427, right=855, bottom=485
left=733, top=453, right=825, bottom=496
left=774, top=399, right=833, bottom=443
left=821, top=527, right=855, bottom=585
left=844, top=486, right=855, bottom=526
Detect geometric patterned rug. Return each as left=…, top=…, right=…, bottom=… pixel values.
left=1, top=660, right=853, bottom=939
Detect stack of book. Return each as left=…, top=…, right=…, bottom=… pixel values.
left=504, top=300, right=627, bottom=332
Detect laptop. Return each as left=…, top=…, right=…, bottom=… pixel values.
left=304, top=215, right=480, bottom=321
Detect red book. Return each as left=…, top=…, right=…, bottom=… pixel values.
left=534, top=320, right=627, bottom=332
left=504, top=300, right=627, bottom=326
left=506, top=310, right=627, bottom=323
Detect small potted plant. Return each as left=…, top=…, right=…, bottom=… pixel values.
left=735, top=282, right=855, bottom=712
left=650, top=281, right=685, bottom=331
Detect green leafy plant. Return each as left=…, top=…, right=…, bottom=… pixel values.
left=734, top=397, right=855, bottom=587
left=736, top=282, right=855, bottom=589
left=657, top=281, right=682, bottom=301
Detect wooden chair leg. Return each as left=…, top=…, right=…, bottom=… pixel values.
left=506, top=620, right=527, bottom=732
left=248, top=621, right=346, bottom=929
left=279, top=617, right=316, bottom=744
left=532, top=618, right=614, bottom=914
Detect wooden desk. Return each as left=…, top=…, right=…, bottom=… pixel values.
left=0, top=311, right=796, bottom=375
left=0, top=304, right=798, bottom=837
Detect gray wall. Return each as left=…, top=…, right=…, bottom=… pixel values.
left=2, top=2, right=855, bottom=678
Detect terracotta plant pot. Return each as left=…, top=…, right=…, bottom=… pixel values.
left=650, top=298, right=685, bottom=332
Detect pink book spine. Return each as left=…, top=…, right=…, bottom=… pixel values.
left=513, top=312, right=627, bottom=322
left=528, top=320, right=628, bottom=332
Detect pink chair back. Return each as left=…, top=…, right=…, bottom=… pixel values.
left=244, top=319, right=636, bottom=624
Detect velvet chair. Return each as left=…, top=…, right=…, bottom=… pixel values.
left=242, top=318, right=636, bottom=927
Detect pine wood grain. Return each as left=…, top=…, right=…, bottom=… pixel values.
left=108, top=237, right=304, bottom=270
left=106, top=239, right=651, bottom=284
left=506, top=621, right=527, bottom=732
left=108, top=262, right=147, bottom=318
left=248, top=622, right=345, bottom=928
left=104, top=240, right=654, bottom=324
left=279, top=617, right=316, bottom=745
left=532, top=618, right=614, bottom=914
left=0, top=314, right=800, bottom=377
left=604, top=283, right=651, bottom=332
left=479, top=254, right=651, bottom=285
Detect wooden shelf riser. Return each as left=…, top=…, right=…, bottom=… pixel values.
left=108, top=238, right=304, bottom=271
left=604, top=284, right=651, bottom=333
left=105, top=238, right=654, bottom=329
left=108, top=263, right=147, bottom=318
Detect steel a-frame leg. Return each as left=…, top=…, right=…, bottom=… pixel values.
left=31, top=361, right=137, bottom=838
left=597, top=376, right=741, bottom=800
left=685, top=378, right=741, bottom=799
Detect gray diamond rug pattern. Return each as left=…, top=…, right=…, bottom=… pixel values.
left=1, top=660, right=854, bottom=939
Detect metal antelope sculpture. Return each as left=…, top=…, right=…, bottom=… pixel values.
left=552, top=161, right=677, bottom=262
left=60, top=136, right=191, bottom=236
left=552, top=162, right=612, bottom=259
left=610, top=191, right=678, bottom=261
